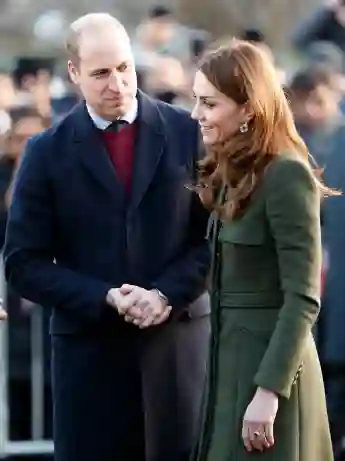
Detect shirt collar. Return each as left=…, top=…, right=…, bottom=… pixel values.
left=86, top=98, right=138, bottom=130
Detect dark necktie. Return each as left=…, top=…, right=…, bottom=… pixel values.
left=105, top=120, right=129, bottom=132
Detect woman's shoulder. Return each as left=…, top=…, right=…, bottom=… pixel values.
left=263, top=152, right=316, bottom=193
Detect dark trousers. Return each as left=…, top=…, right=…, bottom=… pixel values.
left=52, top=314, right=210, bottom=461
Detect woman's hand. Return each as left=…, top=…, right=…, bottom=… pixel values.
left=242, top=387, right=278, bottom=452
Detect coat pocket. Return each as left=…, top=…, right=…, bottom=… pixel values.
left=220, top=308, right=279, bottom=342
left=218, top=219, right=266, bottom=246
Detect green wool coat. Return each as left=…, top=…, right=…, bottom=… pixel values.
left=193, top=153, right=333, bottom=461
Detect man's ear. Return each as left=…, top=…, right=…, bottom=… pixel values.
left=67, top=60, right=79, bottom=85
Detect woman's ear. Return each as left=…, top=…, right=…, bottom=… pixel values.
left=240, top=102, right=254, bottom=124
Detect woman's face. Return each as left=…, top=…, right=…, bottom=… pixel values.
left=191, top=71, right=247, bottom=145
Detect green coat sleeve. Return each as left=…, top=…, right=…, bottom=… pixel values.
left=254, top=157, right=322, bottom=398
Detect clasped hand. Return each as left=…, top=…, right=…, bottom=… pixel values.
left=107, top=285, right=171, bottom=328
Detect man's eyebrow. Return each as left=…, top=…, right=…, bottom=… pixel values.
left=89, top=61, right=131, bottom=75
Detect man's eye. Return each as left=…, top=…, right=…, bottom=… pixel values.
left=94, top=70, right=109, bottom=77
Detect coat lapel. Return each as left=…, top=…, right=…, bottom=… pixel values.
left=71, top=103, right=125, bottom=202
left=128, top=91, right=166, bottom=214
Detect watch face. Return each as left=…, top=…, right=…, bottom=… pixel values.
left=154, top=289, right=168, bottom=303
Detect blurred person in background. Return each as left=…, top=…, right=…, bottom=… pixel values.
left=132, top=5, right=210, bottom=105
left=0, top=109, right=12, bottom=155
left=3, top=12, right=210, bottom=461
left=240, top=28, right=287, bottom=84
left=13, top=69, right=53, bottom=120
left=0, top=106, right=52, bottom=441
left=143, top=54, right=190, bottom=104
left=132, top=5, right=191, bottom=103
left=287, top=65, right=343, bottom=167
left=297, top=41, right=345, bottom=113
left=11, top=58, right=80, bottom=122
left=0, top=80, right=14, bottom=323
left=0, top=300, right=7, bottom=320
left=292, top=0, right=345, bottom=55
left=0, top=106, right=50, bottom=219
left=0, top=72, right=16, bottom=154
left=50, top=75, right=80, bottom=121
left=289, top=65, right=345, bottom=460
left=0, top=72, right=17, bottom=111
left=133, top=5, right=193, bottom=69
left=240, top=28, right=274, bottom=61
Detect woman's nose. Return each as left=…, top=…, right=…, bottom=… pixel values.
left=191, top=104, right=200, bottom=121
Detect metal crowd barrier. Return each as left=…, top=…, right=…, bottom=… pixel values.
left=0, top=259, right=54, bottom=458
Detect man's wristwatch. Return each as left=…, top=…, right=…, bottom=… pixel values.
left=151, top=289, right=169, bottom=306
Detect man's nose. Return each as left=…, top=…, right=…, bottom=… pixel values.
left=108, top=71, right=123, bottom=92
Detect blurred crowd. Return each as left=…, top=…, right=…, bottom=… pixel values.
left=2, top=1, right=345, bottom=460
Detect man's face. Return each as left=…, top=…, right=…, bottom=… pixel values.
left=8, top=116, right=45, bottom=159
left=0, top=74, right=16, bottom=110
left=68, top=28, right=137, bottom=120
left=146, top=16, right=174, bottom=46
left=291, top=84, right=340, bottom=128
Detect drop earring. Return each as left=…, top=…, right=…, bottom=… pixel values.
left=239, top=121, right=248, bottom=133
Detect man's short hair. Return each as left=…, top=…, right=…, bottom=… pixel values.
left=65, top=13, right=128, bottom=62
left=288, top=65, right=337, bottom=98
left=148, top=5, right=172, bottom=19
left=240, top=28, right=266, bottom=44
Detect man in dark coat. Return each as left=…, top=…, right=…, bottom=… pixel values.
left=3, top=13, right=211, bottom=461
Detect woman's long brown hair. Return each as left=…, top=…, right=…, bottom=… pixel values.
left=196, top=39, right=338, bottom=220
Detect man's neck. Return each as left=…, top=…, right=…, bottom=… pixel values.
left=86, top=98, right=138, bottom=130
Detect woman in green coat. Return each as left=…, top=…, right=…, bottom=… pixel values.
left=190, top=39, right=335, bottom=461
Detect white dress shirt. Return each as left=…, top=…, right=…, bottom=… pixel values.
left=86, top=98, right=138, bottom=130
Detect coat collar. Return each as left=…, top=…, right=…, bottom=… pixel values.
left=71, top=90, right=166, bottom=212
left=86, top=98, right=138, bottom=130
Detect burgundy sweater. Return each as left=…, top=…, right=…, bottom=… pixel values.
left=100, top=122, right=137, bottom=193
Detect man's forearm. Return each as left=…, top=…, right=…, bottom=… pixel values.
left=5, top=251, right=113, bottom=322
left=152, top=241, right=210, bottom=309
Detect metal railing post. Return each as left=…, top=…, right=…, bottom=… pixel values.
left=30, top=305, right=45, bottom=440
left=0, top=257, right=9, bottom=459
left=0, top=256, right=53, bottom=457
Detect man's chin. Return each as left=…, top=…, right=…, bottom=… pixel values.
left=99, top=108, right=125, bottom=121
left=105, top=103, right=130, bottom=118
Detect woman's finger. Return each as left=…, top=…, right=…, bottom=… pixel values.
left=264, top=422, right=275, bottom=446
left=249, top=424, right=265, bottom=452
left=241, top=422, right=253, bottom=452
